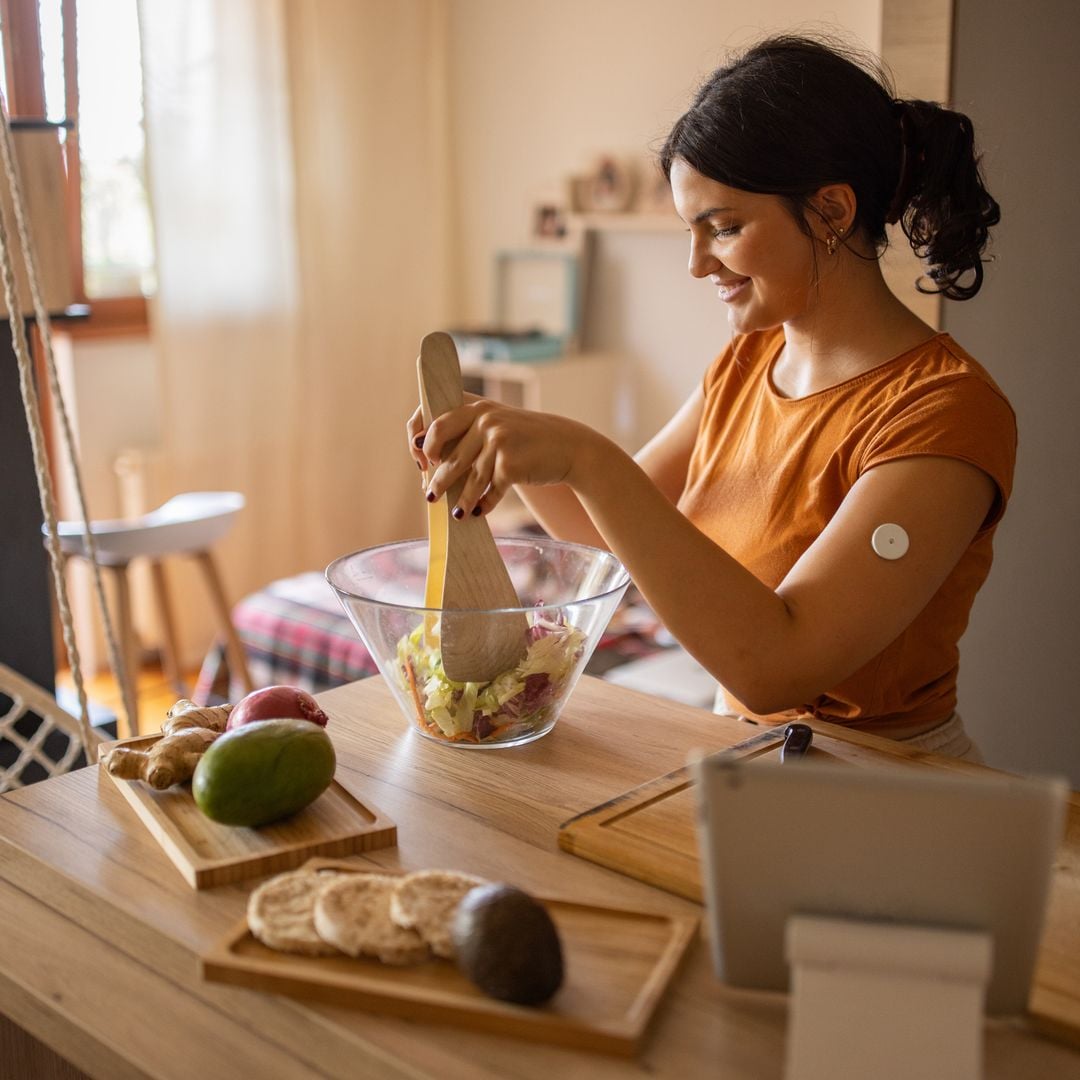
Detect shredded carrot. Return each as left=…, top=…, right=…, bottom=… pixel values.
left=402, top=659, right=426, bottom=727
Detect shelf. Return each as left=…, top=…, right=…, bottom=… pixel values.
left=459, top=351, right=623, bottom=444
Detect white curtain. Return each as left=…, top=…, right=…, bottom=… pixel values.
left=137, top=0, right=452, bottom=662
left=284, top=0, right=454, bottom=563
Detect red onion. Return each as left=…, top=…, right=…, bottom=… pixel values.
left=226, top=685, right=329, bottom=731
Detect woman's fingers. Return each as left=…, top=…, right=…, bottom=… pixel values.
left=409, top=401, right=480, bottom=472
left=451, top=444, right=499, bottom=518
left=406, top=404, right=427, bottom=470
left=425, top=422, right=487, bottom=502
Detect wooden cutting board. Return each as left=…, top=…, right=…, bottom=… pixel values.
left=558, top=720, right=1080, bottom=1050
left=201, top=858, right=698, bottom=1056
left=98, top=735, right=397, bottom=889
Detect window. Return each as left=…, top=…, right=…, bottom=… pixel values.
left=0, top=0, right=155, bottom=335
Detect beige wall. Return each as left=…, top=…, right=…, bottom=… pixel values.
left=447, top=0, right=882, bottom=446
left=946, top=0, right=1080, bottom=783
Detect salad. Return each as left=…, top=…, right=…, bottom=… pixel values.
left=396, top=613, right=586, bottom=744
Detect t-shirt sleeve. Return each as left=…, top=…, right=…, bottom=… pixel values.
left=855, top=375, right=1017, bottom=529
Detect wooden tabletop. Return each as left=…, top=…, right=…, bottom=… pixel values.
left=0, top=675, right=1077, bottom=1080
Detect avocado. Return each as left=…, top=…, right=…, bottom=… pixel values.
left=451, top=883, right=564, bottom=1005
left=192, top=718, right=336, bottom=827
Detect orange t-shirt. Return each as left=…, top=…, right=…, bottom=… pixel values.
left=677, top=327, right=1017, bottom=737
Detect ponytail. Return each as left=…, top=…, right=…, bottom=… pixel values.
left=888, top=99, right=1001, bottom=301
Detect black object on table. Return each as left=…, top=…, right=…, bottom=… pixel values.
left=780, top=722, right=814, bottom=763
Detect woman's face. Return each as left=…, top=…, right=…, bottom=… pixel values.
left=669, top=157, right=822, bottom=335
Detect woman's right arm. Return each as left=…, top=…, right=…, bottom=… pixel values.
left=513, top=383, right=705, bottom=546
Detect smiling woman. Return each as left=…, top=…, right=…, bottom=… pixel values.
left=408, top=33, right=1011, bottom=760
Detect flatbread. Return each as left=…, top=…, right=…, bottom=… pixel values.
left=247, top=869, right=341, bottom=955
left=314, top=874, right=430, bottom=965
left=390, top=870, right=486, bottom=959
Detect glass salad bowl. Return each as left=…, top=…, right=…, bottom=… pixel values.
left=325, top=536, right=630, bottom=748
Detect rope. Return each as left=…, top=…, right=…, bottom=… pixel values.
left=0, top=102, right=137, bottom=742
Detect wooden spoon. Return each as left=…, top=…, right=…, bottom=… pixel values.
left=417, top=331, right=528, bottom=683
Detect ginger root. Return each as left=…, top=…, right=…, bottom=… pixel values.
left=103, top=726, right=220, bottom=790
left=162, top=699, right=232, bottom=735
left=103, top=698, right=231, bottom=790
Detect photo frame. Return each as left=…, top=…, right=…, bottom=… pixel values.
left=530, top=201, right=569, bottom=242
left=577, top=155, right=636, bottom=213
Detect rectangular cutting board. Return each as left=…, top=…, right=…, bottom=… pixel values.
left=201, top=859, right=699, bottom=1056
left=98, top=735, right=396, bottom=889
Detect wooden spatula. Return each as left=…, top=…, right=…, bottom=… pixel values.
left=418, top=332, right=528, bottom=683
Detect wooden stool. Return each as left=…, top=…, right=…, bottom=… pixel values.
left=51, top=492, right=254, bottom=736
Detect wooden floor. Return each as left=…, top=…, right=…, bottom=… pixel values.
left=55, top=662, right=201, bottom=738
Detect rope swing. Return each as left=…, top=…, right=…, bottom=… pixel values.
left=0, top=95, right=136, bottom=786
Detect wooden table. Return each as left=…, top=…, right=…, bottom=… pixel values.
left=0, top=676, right=1077, bottom=1079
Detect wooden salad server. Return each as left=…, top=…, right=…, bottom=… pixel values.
left=417, top=331, right=528, bottom=683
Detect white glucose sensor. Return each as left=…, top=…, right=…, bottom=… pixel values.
left=871, top=523, right=909, bottom=560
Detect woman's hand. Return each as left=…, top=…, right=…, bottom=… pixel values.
left=409, top=398, right=601, bottom=518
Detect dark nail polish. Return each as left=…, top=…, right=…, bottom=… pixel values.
left=413, top=434, right=425, bottom=448
left=451, top=506, right=464, bottom=520
left=471, top=505, right=482, bottom=516
left=425, top=491, right=436, bottom=503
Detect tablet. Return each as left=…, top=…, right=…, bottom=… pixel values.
left=691, top=755, right=1067, bottom=1014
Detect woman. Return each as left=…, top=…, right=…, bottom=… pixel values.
left=409, top=35, right=1010, bottom=760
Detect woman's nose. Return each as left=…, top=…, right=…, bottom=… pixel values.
left=688, top=236, right=719, bottom=279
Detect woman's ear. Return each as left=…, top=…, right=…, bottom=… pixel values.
left=810, top=183, right=857, bottom=236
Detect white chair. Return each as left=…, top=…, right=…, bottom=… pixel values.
left=50, top=492, right=254, bottom=734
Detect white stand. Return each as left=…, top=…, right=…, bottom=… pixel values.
left=784, top=915, right=993, bottom=1080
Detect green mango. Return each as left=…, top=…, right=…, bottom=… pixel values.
left=192, top=718, right=336, bottom=827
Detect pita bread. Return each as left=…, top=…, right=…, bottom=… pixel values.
left=390, top=870, right=486, bottom=959
left=314, top=874, right=430, bottom=965
left=247, top=869, right=341, bottom=955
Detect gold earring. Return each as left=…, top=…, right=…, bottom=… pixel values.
left=826, top=226, right=845, bottom=256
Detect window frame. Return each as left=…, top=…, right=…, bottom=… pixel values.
left=1, top=0, right=149, bottom=338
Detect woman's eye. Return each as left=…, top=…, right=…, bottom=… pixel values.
left=712, top=224, right=739, bottom=239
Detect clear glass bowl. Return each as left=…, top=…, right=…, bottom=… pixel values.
left=325, top=536, right=630, bottom=748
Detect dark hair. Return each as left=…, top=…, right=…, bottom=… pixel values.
left=659, top=35, right=1000, bottom=300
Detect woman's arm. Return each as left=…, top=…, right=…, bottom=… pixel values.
left=421, top=402, right=994, bottom=715
left=511, top=385, right=704, bottom=545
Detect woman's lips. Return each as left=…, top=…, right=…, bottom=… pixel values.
left=716, top=277, right=750, bottom=302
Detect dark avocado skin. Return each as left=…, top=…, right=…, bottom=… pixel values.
left=192, top=718, right=336, bottom=827
left=451, top=883, right=564, bottom=1005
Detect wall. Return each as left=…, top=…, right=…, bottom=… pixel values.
left=446, top=0, right=882, bottom=446
left=946, top=0, right=1080, bottom=783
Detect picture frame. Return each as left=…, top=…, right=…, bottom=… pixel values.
left=577, top=154, right=636, bottom=213
left=530, top=200, right=569, bottom=242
